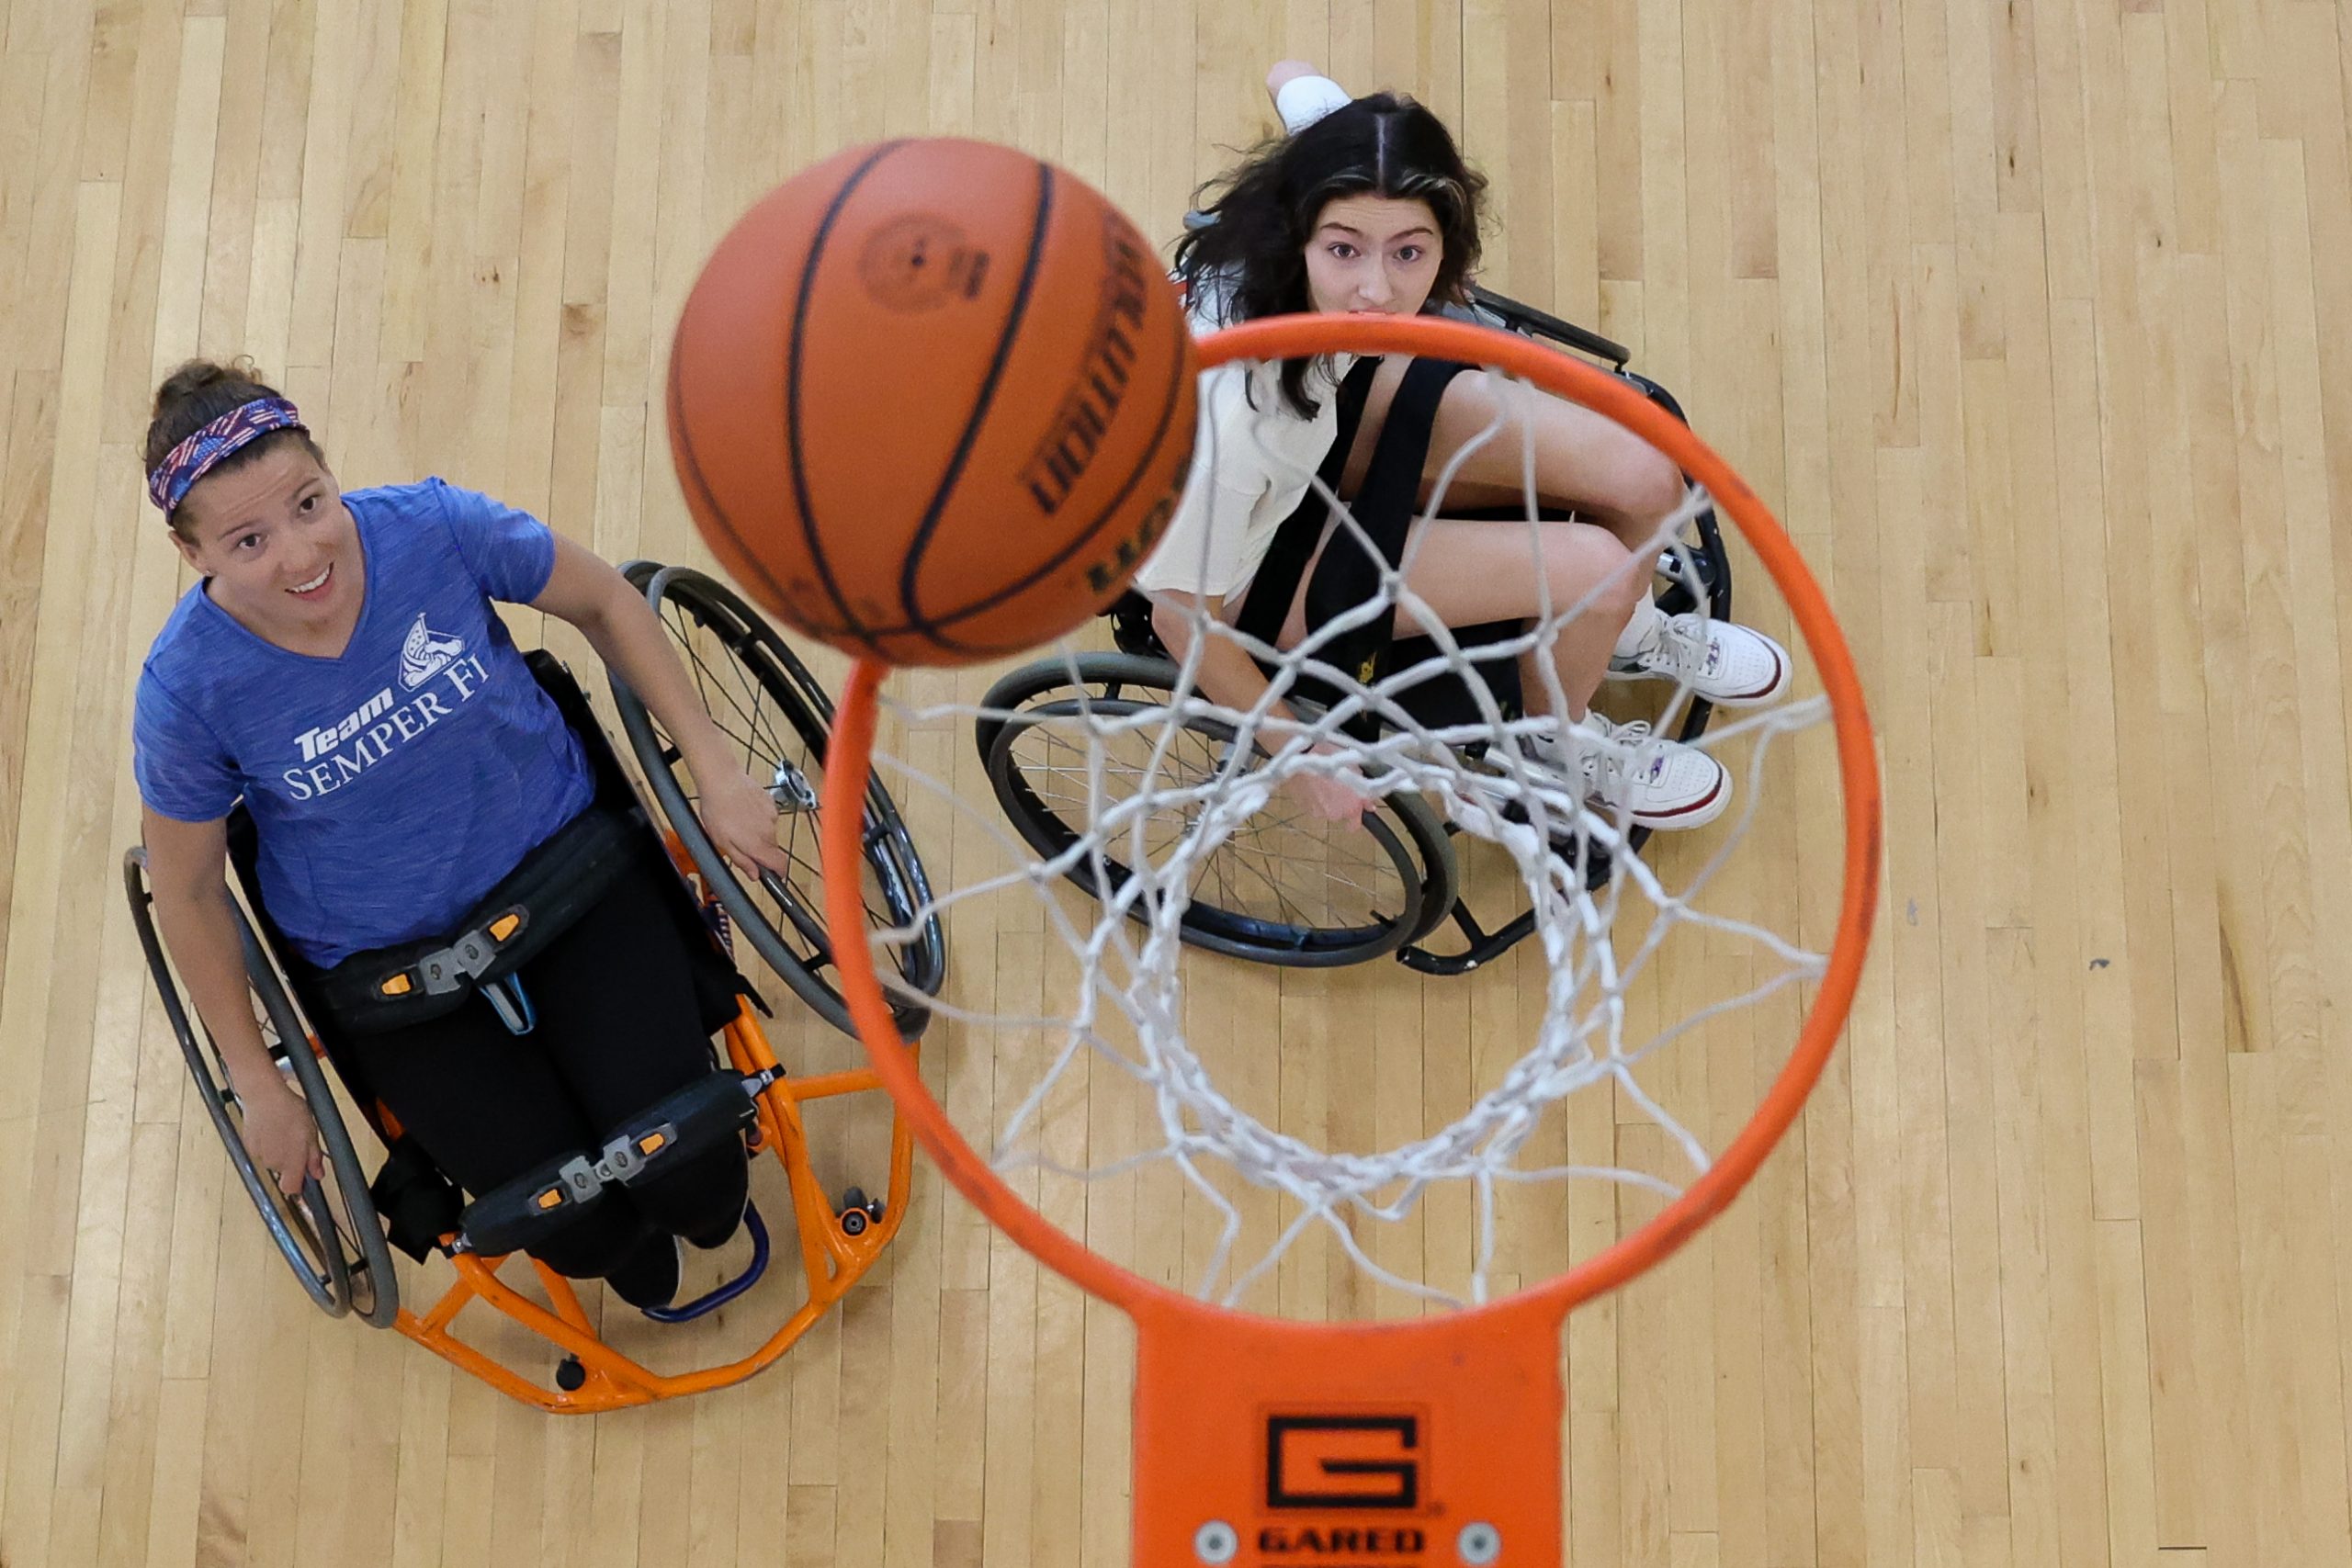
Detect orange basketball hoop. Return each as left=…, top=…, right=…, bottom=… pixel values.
left=819, top=313, right=1879, bottom=1565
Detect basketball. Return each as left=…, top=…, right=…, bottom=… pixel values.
left=665, top=139, right=1199, bottom=666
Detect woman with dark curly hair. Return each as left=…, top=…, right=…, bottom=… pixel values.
left=1136, top=64, right=1789, bottom=829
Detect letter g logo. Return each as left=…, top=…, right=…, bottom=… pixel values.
left=1264, top=1413, right=1421, bottom=1509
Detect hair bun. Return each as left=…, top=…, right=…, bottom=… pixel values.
left=152, top=355, right=259, bottom=412
left=142, top=356, right=284, bottom=471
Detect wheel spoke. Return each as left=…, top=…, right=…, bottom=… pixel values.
left=1009, top=701, right=1407, bottom=939
left=628, top=576, right=941, bottom=1012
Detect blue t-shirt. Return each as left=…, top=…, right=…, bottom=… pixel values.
left=132, top=478, right=598, bottom=968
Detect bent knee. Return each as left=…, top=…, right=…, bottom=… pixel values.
left=1608, top=437, right=1687, bottom=527
left=1544, top=527, right=1646, bottom=619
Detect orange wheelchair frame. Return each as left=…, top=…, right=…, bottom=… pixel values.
left=384, top=896, right=916, bottom=1414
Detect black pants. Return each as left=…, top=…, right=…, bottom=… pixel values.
left=339, top=851, right=750, bottom=1284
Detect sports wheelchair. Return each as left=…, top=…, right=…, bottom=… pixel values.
left=122, top=562, right=944, bottom=1412
left=977, top=288, right=1734, bottom=976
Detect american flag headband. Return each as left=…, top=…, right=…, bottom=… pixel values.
left=146, top=397, right=307, bottom=517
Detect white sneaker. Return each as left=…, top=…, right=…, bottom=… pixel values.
left=1532, top=713, right=1730, bottom=830
left=1611, top=611, right=1791, bottom=707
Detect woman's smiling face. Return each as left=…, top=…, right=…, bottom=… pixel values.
left=172, top=441, right=362, bottom=642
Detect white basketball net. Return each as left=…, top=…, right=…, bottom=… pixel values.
left=862, top=346, right=1836, bottom=1313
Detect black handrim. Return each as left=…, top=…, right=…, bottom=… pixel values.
left=123, top=851, right=400, bottom=1326
left=611, top=563, right=946, bottom=1034
left=233, top=900, right=402, bottom=1327
left=978, top=656, right=1456, bottom=968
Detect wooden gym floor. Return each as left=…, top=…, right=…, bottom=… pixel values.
left=3, top=0, right=2349, bottom=1562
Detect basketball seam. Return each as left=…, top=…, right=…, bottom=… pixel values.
left=668, top=343, right=813, bottom=637
left=893, top=158, right=1057, bottom=641
left=919, top=265, right=1196, bottom=650
left=681, top=146, right=1190, bottom=660
left=785, top=140, right=912, bottom=658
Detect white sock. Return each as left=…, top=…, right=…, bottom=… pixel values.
left=1612, top=594, right=1665, bottom=661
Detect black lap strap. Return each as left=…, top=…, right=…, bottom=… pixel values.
left=311, top=804, right=644, bottom=1036
left=454, top=1072, right=763, bottom=1258
left=1234, top=356, right=1476, bottom=733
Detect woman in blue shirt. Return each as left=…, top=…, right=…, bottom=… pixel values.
left=134, top=358, right=789, bottom=1308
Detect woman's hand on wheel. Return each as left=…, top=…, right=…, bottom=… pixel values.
left=1283, top=765, right=1370, bottom=829
left=696, top=765, right=797, bottom=884
left=243, top=1081, right=324, bottom=1196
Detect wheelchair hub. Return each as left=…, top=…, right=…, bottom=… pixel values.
left=768, top=760, right=819, bottom=813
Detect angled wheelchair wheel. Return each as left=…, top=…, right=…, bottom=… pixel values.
left=612, top=563, right=945, bottom=1036
left=977, top=653, right=1457, bottom=968
left=122, top=850, right=401, bottom=1327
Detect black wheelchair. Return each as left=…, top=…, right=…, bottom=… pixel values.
left=976, top=288, right=1733, bottom=976
left=121, top=562, right=945, bottom=1410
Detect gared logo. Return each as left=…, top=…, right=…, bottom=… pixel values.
left=1264, top=1413, right=1423, bottom=1510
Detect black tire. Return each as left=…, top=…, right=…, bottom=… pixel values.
left=977, top=654, right=1457, bottom=967
left=123, top=850, right=401, bottom=1327
left=610, top=563, right=945, bottom=1036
